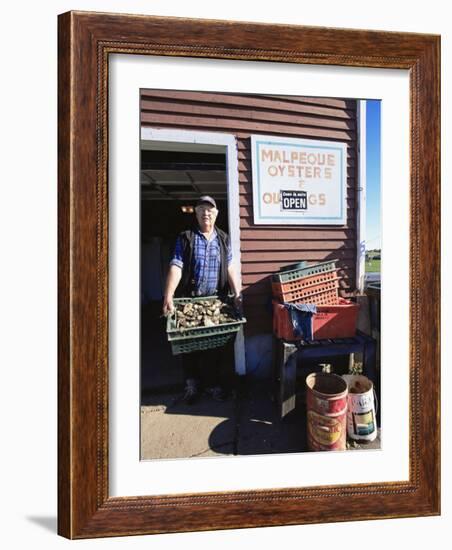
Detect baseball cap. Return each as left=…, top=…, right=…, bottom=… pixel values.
left=196, top=195, right=217, bottom=208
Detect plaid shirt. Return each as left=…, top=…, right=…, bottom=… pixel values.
left=170, top=228, right=232, bottom=296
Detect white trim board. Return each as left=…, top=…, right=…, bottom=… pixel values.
left=356, top=100, right=367, bottom=293
left=140, top=127, right=246, bottom=375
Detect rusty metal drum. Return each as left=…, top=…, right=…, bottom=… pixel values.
left=306, top=372, right=348, bottom=451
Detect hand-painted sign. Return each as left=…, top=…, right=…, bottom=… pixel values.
left=251, top=135, right=347, bottom=225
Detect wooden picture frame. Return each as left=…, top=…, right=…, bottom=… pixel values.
left=58, top=11, right=440, bottom=538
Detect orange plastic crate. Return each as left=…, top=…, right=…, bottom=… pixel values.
left=273, top=298, right=360, bottom=341
left=272, top=268, right=340, bottom=304
left=272, top=273, right=340, bottom=305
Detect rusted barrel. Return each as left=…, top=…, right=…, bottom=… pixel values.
left=306, top=372, right=348, bottom=451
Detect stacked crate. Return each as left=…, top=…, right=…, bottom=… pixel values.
left=272, top=260, right=360, bottom=341
left=272, top=260, right=340, bottom=306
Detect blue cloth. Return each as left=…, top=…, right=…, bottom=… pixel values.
left=283, top=303, right=317, bottom=340
left=170, top=228, right=232, bottom=296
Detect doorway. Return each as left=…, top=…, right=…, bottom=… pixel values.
left=140, top=131, right=243, bottom=399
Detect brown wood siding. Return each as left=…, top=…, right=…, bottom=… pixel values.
left=141, top=90, right=359, bottom=336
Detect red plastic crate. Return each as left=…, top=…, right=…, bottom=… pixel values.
left=273, top=298, right=360, bottom=341
left=272, top=269, right=340, bottom=305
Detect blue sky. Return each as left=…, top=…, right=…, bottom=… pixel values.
left=366, top=100, right=381, bottom=250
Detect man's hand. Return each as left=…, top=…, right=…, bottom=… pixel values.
left=162, top=265, right=182, bottom=316
left=233, top=293, right=243, bottom=315
left=227, top=264, right=243, bottom=315
left=162, top=295, right=175, bottom=316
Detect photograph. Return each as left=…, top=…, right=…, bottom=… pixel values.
left=53, top=8, right=440, bottom=539
left=139, top=89, right=381, bottom=460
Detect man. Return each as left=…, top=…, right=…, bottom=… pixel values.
left=163, top=196, right=242, bottom=404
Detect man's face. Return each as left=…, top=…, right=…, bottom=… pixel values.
left=195, top=203, right=218, bottom=226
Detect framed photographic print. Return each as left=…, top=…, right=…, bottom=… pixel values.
left=58, top=11, right=440, bottom=538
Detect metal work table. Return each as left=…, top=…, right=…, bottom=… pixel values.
left=273, top=331, right=378, bottom=418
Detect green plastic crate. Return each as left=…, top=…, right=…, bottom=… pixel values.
left=166, top=296, right=246, bottom=355
left=272, top=260, right=338, bottom=284
left=278, top=261, right=308, bottom=273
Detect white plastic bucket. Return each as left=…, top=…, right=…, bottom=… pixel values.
left=342, top=374, right=378, bottom=442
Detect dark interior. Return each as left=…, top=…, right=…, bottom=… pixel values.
left=140, top=147, right=229, bottom=395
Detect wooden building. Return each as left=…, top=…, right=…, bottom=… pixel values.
left=140, top=90, right=365, bottom=376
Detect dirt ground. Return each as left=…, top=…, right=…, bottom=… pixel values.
left=141, top=379, right=381, bottom=460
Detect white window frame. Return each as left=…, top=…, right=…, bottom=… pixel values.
left=140, top=127, right=246, bottom=375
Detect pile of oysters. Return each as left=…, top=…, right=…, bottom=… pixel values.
left=174, top=299, right=238, bottom=330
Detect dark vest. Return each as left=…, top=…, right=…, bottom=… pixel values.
left=176, top=227, right=231, bottom=298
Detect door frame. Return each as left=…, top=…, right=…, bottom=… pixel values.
left=140, top=127, right=246, bottom=375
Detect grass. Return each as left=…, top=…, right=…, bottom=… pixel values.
left=365, top=259, right=381, bottom=273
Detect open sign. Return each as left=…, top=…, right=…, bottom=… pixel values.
left=281, top=190, right=307, bottom=210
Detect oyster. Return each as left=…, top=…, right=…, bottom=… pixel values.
left=173, top=298, right=240, bottom=331
left=203, top=316, right=216, bottom=327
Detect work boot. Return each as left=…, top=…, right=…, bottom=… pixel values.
left=182, top=378, right=199, bottom=405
